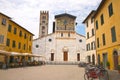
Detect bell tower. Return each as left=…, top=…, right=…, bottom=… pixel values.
left=39, top=11, right=49, bottom=38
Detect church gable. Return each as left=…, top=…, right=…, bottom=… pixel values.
left=55, top=13, right=76, bottom=32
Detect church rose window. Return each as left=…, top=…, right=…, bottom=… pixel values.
left=36, top=45, right=39, bottom=48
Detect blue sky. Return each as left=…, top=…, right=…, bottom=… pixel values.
left=0, top=0, right=102, bottom=39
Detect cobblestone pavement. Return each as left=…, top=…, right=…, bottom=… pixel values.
left=108, top=70, right=120, bottom=80
left=0, top=65, right=85, bottom=80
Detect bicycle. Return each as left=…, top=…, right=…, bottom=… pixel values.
left=84, top=64, right=109, bottom=80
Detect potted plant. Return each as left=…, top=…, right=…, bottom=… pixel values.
left=106, top=61, right=110, bottom=69
left=117, top=65, right=120, bottom=73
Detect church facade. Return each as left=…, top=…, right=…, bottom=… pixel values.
left=32, top=12, right=86, bottom=62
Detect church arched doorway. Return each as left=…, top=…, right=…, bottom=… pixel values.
left=63, top=52, right=68, bottom=61
left=77, top=53, right=80, bottom=61
left=113, top=50, right=118, bottom=70
left=51, top=53, right=54, bottom=61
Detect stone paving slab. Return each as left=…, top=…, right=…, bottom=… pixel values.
left=0, top=65, right=85, bottom=80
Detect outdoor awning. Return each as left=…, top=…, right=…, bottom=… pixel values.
left=0, top=50, right=11, bottom=55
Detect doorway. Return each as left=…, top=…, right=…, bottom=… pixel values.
left=77, top=53, right=80, bottom=61
left=103, top=53, right=107, bottom=68
left=51, top=53, right=54, bottom=61
left=98, top=54, right=100, bottom=65
left=113, top=51, right=118, bottom=70
left=63, top=52, right=68, bottom=61
left=92, top=54, right=95, bottom=65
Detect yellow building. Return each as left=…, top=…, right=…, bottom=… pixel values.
left=0, top=13, right=11, bottom=50
left=94, top=0, right=120, bottom=70
left=0, top=12, right=34, bottom=68
left=0, top=12, right=34, bottom=53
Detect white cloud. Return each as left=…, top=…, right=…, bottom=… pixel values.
left=0, top=0, right=102, bottom=39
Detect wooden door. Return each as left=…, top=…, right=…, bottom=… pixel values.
left=77, top=53, right=80, bottom=61
left=51, top=53, right=54, bottom=61
left=113, top=51, right=118, bottom=70
left=64, top=52, right=68, bottom=61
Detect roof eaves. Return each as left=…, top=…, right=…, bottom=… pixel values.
left=82, top=10, right=96, bottom=23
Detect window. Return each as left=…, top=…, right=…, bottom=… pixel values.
left=42, top=21, right=45, bottom=23
left=86, top=44, right=88, bottom=51
left=92, top=29, right=94, bottom=36
left=23, top=44, right=26, bottom=50
left=8, top=25, right=12, bottom=32
left=88, top=43, right=90, bottom=51
left=24, top=33, right=27, bottom=39
left=97, top=38, right=99, bottom=48
left=87, top=32, right=89, bottom=39
left=102, top=33, right=106, bottom=46
left=2, top=18, right=6, bottom=25
left=42, top=16, right=46, bottom=19
left=111, top=26, right=116, bottom=42
left=14, top=27, right=17, bottom=34
left=68, top=33, right=70, bottom=37
left=96, top=20, right=98, bottom=30
left=79, top=39, right=82, bottom=42
left=86, top=21, right=88, bottom=27
left=42, top=26, right=45, bottom=30
left=6, top=38, right=10, bottom=46
left=48, top=39, right=52, bottom=42
left=108, top=3, right=113, bottom=17
left=61, top=33, right=63, bottom=37
left=42, top=31, right=45, bottom=35
left=18, top=42, right=21, bottom=49
left=0, top=35, right=4, bottom=44
left=100, top=14, right=104, bottom=25
left=91, top=17, right=94, bottom=23
left=86, top=43, right=90, bottom=51
left=36, top=45, right=39, bottom=48
left=91, top=42, right=93, bottom=50
left=12, top=40, right=16, bottom=48
left=19, top=31, right=22, bottom=37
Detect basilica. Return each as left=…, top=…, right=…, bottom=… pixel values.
left=32, top=11, right=86, bottom=63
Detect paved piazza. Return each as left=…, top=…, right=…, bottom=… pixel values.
left=0, top=65, right=85, bottom=80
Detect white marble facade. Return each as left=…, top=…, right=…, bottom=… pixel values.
left=32, top=32, right=86, bottom=62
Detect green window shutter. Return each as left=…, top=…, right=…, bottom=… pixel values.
left=111, top=27, right=116, bottom=42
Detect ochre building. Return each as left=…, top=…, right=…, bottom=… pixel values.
left=94, top=0, right=120, bottom=70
